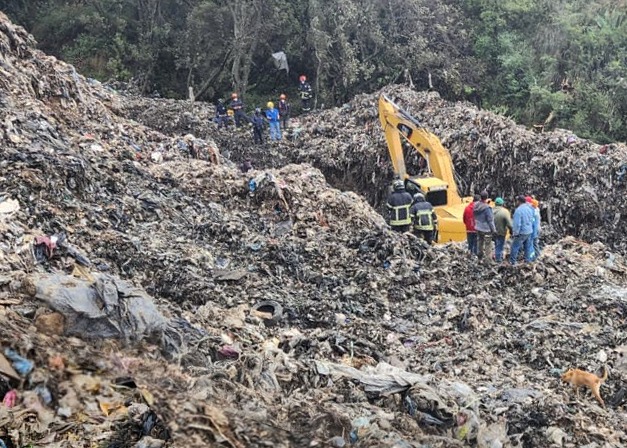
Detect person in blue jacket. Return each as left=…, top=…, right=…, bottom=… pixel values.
left=265, top=101, right=282, bottom=141
left=509, top=195, right=535, bottom=264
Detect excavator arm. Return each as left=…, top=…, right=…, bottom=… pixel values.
left=378, top=94, right=463, bottom=206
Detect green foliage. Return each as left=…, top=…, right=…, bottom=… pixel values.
left=462, top=0, right=627, bottom=142
left=3, top=0, right=626, bottom=142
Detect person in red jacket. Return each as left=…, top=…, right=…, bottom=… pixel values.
left=463, top=194, right=480, bottom=255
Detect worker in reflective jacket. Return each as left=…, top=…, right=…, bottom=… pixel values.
left=386, top=179, right=413, bottom=232
left=229, top=92, right=247, bottom=127
left=410, top=193, right=438, bottom=244
left=298, top=75, right=313, bottom=112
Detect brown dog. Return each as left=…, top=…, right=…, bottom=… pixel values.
left=561, top=367, right=608, bottom=407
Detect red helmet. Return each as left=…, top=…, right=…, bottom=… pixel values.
left=299, top=75, right=306, bottom=82
left=279, top=94, right=286, bottom=100
left=231, top=92, right=238, bottom=99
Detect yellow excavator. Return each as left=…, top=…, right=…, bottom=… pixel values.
left=378, top=94, right=473, bottom=243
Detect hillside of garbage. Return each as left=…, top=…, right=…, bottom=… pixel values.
left=114, top=85, right=627, bottom=256
left=1, top=11, right=626, bottom=448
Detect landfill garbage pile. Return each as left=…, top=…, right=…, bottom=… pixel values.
left=1, top=11, right=626, bottom=448
left=115, top=86, right=627, bottom=254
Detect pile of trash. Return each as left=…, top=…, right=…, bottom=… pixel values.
left=0, top=11, right=626, bottom=447
left=117, top=83, right=627, bottom=254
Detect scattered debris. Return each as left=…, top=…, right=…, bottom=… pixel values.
left=0, top=11, right=625, bottom=448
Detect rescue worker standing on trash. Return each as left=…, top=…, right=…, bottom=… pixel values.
left=463, top=195, right=480, bottom=255
left=410, top=193, right=438, bottom=244
left=298, top=75, right=313, bottom=112
left=510, top=195, right=535, bottom=264
left=278, top=94, right=290, bottom=129
left=229, top=92, right=247, bottom=127
left=473, top=191, right=497, bottom=261
left=530, top=198, right=542, bottom=260
left=386, top=179, right=413, bottom=232
left=215, top=98, right=228, bottom=129
left=265, top=101, right=282, bottom=141
left=251, top=108, right=265, bottom=145
left=493, top=197, right=513, bottom=263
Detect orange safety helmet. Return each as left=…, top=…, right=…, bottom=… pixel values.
left=231, top=92, right=238, bottom=99
left=299, top=75, right=306, bottom=82
left=279, top=93, right=286, bottom=100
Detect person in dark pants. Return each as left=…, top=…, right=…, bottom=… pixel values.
left=298, top=75, right=313, bottom=112
left=386, top=179, right=413, bottom=232
left=473, top=190, right=497, bottom=260
left=215, top=98, right=229, bottom=129
left=251, top=108, right=265, bottom=144
left=278, top=94, right=290, bottom=129
left=229, top=92, right=248, bottom=127
left=493, top=197, right=513, bottom=262
left=410, top=193, right=438, bottom=244
left=463, top=195, right=480, bottom=255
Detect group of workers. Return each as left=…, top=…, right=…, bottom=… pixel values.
left=214, top=75, right=314, bottom=145
left=386, top=180, right=438, bottom=244
left=464, top=193, right=541, bottom=264
left=386, top=180, right=542, bottom=265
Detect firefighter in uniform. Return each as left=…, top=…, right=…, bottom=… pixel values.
left=410, top=192, right=438, bottom=244
left=386, top=179, right=413, bottom=232
left=298, top=75, right=313, bottom=112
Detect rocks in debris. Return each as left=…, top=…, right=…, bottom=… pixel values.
left=34, top=311, right=65, bottom=336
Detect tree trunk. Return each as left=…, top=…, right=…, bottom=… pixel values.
left=227, top=0, right=265, bottom=95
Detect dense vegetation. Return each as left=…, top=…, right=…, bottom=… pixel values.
left=2, top=0, right=626, bottom=142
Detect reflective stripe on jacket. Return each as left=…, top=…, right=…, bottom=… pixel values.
left=410, top=201, right=435, bottom=231
left=386, top=190, right=413, bottom=226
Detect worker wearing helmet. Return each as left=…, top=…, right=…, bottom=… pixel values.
left=298, top=75, right=313, bottom=112
left=251, top=107, right=265, bottom=145
left=278, top=94, right=291, bottom=129
left=410, top=192, right=438, bottom=244
left=265, top=101, right=281, bottom=141
left=386, top=180, right=413, bottom=232
left=229, top=92, right=247, bottom=127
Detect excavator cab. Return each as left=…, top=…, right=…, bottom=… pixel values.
left=404, top=178, right=449, bottom=207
